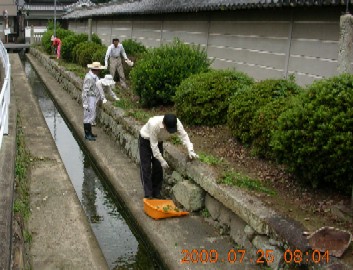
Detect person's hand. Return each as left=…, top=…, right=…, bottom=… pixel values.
left=102, top=98, right=107, bottom=104
left=160, top=160, right=169, bottom=169
left=188, top=150, right=199, bottom=160
left=125, top=59, right=134, bottom=66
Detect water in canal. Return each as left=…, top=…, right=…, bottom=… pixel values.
left=22, top=58, right=163, bottom=270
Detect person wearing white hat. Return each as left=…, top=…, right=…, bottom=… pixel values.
left=82, top=62, right=107, bottom=141
left=104, top=38, right=132, bottom=89
left=95, top=74, right=120, bottom=102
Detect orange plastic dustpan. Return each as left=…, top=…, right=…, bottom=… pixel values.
left=143, top=198, right=189, bottom=220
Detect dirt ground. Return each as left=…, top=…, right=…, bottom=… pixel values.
left=185, top=124, right=353, bottom=265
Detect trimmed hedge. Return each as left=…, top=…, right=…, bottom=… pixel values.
left=174, top=70, right=254, bottom=126
left=270, top=74, right=353, bottom=192
left=250, top=96, right=299, bottom=158
left=72, top=41, right=106, bottom=67
left=130, top=39, right=210, bottom=107
left=122, top=39, right=147, bottom=56
left=61, top=33, right=102, bottom=62
left=227, top=79, right=302, bottom=144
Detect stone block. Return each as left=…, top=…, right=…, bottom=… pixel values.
left=205, top=194, right=221, bottom=220
left=172, top=181, right=205, bottom=211
left=230, top=215, right=255, bottom=252
left=219, top=206, right=232, bottom=227
left=171, top=171, right=184, bottom=184
left=252, top=235, right=283, bottom=270
left=244, top=225, right=256, bottom=241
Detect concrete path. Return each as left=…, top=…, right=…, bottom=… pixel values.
left=27, top=55, right=262, bottom=270
left=11, top=54, right=109, bottom=270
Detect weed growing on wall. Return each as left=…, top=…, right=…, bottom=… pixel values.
left=219, top=170, right=275, bottom=195
left=15, top=116, right=32, bottom=220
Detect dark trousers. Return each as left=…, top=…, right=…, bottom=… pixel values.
left=139, top=135, right=164, bottom=198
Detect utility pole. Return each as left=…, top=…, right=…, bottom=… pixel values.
left=54, top=0, right=57, bottom=37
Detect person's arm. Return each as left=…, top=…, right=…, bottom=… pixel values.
left=104, top=45, right=111, bottom=67
left=120, top=44, right=128, bottom=60
left=149, top=126, right=165, bottom=164
left=177, top=119, right=197, bottom=156
left=107, top=85, right=119, bottom=100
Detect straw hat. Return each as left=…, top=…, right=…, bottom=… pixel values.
left=87, top=62, right=107, bottom=70
left=50, top=35, right=55, bottom=41
left=101, top=74, right=115, bottom=86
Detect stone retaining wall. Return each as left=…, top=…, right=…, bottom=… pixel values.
left=29, top=47, right=318, bottom=270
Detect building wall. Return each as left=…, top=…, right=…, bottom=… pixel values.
left=68, top=7, right=345, bottom=86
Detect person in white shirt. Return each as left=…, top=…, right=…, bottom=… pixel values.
left=104, top=38, right=130, bottom=89
left=82, top=62, right=107, bottom=141
left=139, top=114, right=199, bottom=199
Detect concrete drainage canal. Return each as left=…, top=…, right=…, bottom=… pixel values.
left=21, top=57, right=165, bottom=270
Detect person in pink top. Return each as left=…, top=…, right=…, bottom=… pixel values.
left=51, top=35, right=62, bottom=59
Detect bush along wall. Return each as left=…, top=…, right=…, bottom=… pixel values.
left=129, top=38, right=210, bottom=107
left=174, top=70, right=254, bottom=126
left=61, top=33, right=101, bottom=62
left=227, top=78, right=302, bottom=145
left=270, top=74, right=353, bottom=192
left=72, top=41, right=107, bottom=67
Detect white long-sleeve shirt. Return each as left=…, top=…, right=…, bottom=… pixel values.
left=140, top=116, right=194, bottom=164
left=104, top=44, right=127, bottom=67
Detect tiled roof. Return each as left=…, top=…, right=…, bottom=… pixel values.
left=63, top=0, right=349, bottom=19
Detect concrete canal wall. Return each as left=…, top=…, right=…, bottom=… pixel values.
left=28, top=47, right=349, bottom=270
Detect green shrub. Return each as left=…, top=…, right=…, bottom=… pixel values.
left=92, top=45, right=107, bottom=66
left=122, top=39, right=147, bottom=56
left=41, top=28, right=74, bottom=54
left=61, top=34, right=88, bottom=61
left=227, top=79, right=301, bottom=144
left=270, top=74, right=353, bottom=192
left=61, top=33, right=102, bottom=62
left=46, top=20, right=61, bottom=30
left=72, top=41, right=106, bottom=67
left=174, top=70, right=253, bottom=126
left=91, top=33, right=102, bottom=45
left=130, top=38, right=210, bottom=107
left=250, top=96, right=302, bottom=158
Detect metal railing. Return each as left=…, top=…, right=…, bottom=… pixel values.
left=0, top=39, right=10, bottom=151
left=26, top=26, right=46, bottom=45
